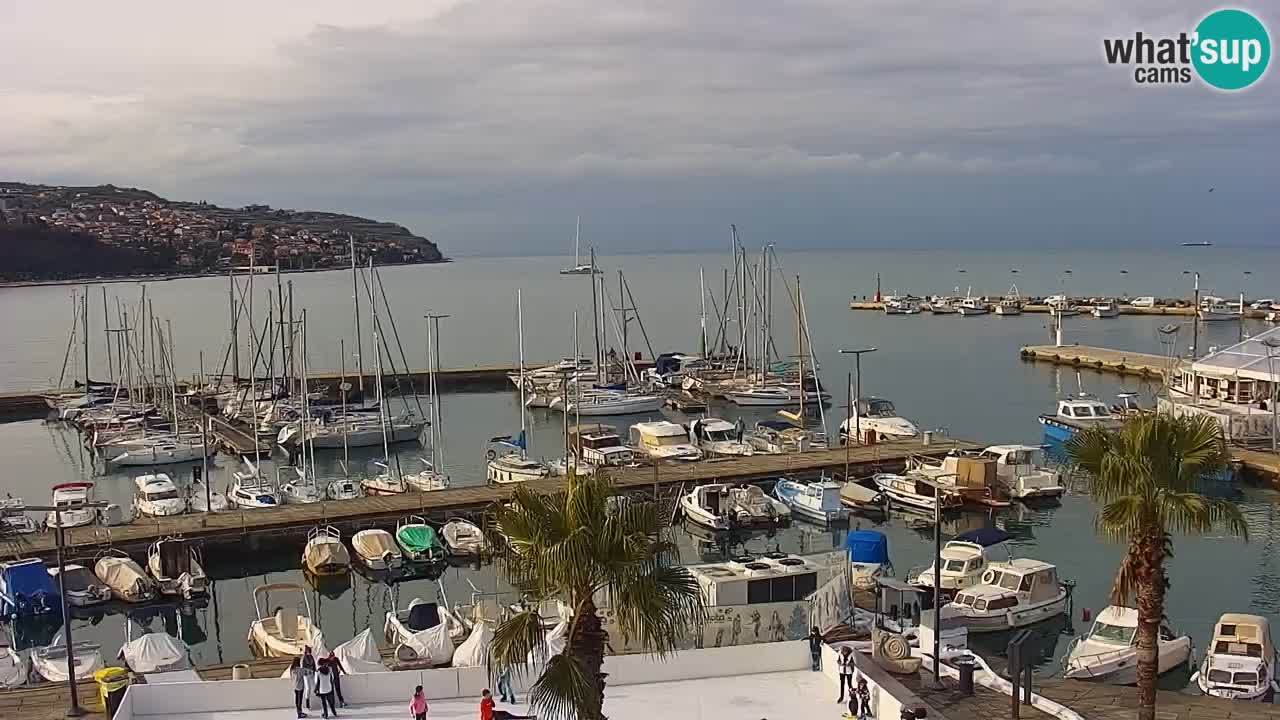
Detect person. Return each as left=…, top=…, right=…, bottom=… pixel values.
left=807, top=626, right=823, bottom=671
left=315, top=661, right=337, bottom=719
left=837, top=646, right=855, bottom=702
left=410, top=685, right=428, bottom=720
left=480, top=689, right=533, bottom=720
left=496, top=666, right=516, bottom=704
left=301, top=646, right=317, bottom=710
left=856, top=676, right=873, bottom=720
left=324, top=649, right=347, bottom=707
left=289, top=657, right=308, bottom=719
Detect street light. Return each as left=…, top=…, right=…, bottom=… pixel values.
left=838, top=348, right=878, bottom=482
left=1262, top=336, right=1280, bottom=453
left=1183, top=271, right=1201, bottom=357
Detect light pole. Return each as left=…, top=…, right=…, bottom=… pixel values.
left=1183, top=271, right=1200, bottom=357
left=1241, top=271, right=1252, bottom=342
left=1262, top=336, right=1280, bottom=453
left=838, top=348, right=878, bottom=460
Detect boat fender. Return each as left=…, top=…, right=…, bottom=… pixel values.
left=982, top=570, right=997, bottom=584
left=485, top=449, right=497, bottom=460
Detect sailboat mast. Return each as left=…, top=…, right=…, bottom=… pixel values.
left=340, top=338, right=349, bottom=473
left=589, top=248, right=602, bottom=384
left=796, top=276, right=805, bottom=423
left=516, top=289, right=528, bottom=457
left=574, top=215, right=581, bottom=267
left=248, top=240, right=261, bottom=468
left=102, top=286, right=113, bottom=386
left=699, top=267, right=708, bottom=358
left=229, top=269, right=240, bottom=381
left=167, top=319, right=179, bottom=436
left=350, top=234, right=365, bottom=394
left=300, top=309, right=309, bottom=482
left=373, top=290, right=389, bottom=466
left=81, top=291, right=90, bottom=395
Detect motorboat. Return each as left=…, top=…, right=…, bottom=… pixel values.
left=361, top=462, right=408, bottom=495
left=1064, top=605, right=1192, bottom=684
left=682, top=483, right=789, bottom=529
left=351, top=529, right=403, bottom=570
left=0, top=559, right=59, bottom=618
left=839, top=481, right=886, bottom=515
left=486, top=453, right=552, bottom=485
left=187, top=481, right=228, bottom=513
left=927, top=296, right=959, bottom=314
left=884, top=297, right=921, bottom=315
left=1200, top=300, right=1240, bottom=322
left=0, top=498, right=37, bottom=535
left=47, top=563, right=110, bottom=607
left=1046, top=295, right=1078, bottom=317
left=247, top=583, right=325, bottom=658
left=302, top=526, right=351, bottom=576
left=119, top=630, right=191, bottom=674
left=942, top=558, right=1071, bottom=633
left=845, top=530, right=891, bottom=591
left=978, top=445, right=1065, bottom=500
left=442, top=519, right=490, bottom=557
left=995, top=286, right=1023, bottom=316
left=396, top=516, right=446, bottom=564
left=839, top=397, right=919, bottom=445
left=1091, top=302, right=1121, bottom=319
left=327, top=477, right=362, bottom=501
left=332, top=628, right=389, bottom=674
left=957, top=294, right=989, bottom=316
left=908, top=453, right=1010, bottom=508
left=46, top=482, right=98, bottom=529
left=1038, top=394, right=1121, bottom=443
left=629, top=421, right=702, bottom=461
left=565, top=423, right=636, bottom=472
left=133, top=473, right=188, bottom=517
left=688, top=418, right=753, bottom=457
left=0, top=639, right=26, bottom=689
left=679, top=484, right=735, bottom=530
left=772, top=477, right=847, bottom=524
left=745, top=419, right=818, bottom=454
left=94, top=552, right=158, bottom=603
left=31, top=633, right=103, bottom=683
left=148, top=538, right=207, bottom=599
left=384, top=598, right=463, bottom=648
left=279, top=467, right=323, bottom=505
left=404, top=458, right=450, bottom=492
left=907, top=528, right=1013, bottom=599
left=227, top=468, right=281, bottom=509
left=1196, top=613, right=1277, bottom=700
left=873, top=472, right=962, bottom=513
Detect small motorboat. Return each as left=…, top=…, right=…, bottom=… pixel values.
left=396, top=516, right=446, bottom=564
left=943, top=559, right=1071, bottom=633
left=0, top=559, right=59, bottom=618
left=119, top=631, right=191, bottom=674
left=0, top=498, right=38, bottom=535
left=47, top=563, right=110, bottom=608
left=147, top=538, right=208, bottom=599
left=978, top=445, right=1065, bottom=500
left=1195, top=613, right=1278, bottom=701
left=227, top=468, right=281, bottom=509
left=302, top=526, right=351, bottom=576
left=772, top=477, right=847, bottom=524
left=1199, top=300, right=1239, bottom=322
left=331, top=628, right=388, bottom=674
left=1038, top=394, right=1122, bottom=444
left=327, top=477, right=362, bottom=501
left=351, top=529, right=403, bottom=570
left=681, top=483, right=789, bottom=530
left=31, top=633, right=103, bottom=683
left=133, top=473, right=188, bottom=518
left=1091, top=302, right=1121, bottom=319
left=839, top=398, right=920, bottom=445
left=726, top=485, right=790, bottom=527
left=247, top=583, right=325, bottom=658
left=745, top=419, right=819, bottom=454
left=442, top=519, right=490, bottom=557
left=95, top=551, right=158, bottom=603
left=46, top=482, right=98, bottom=529
left=385, top=598, right=463, bottom=653
left=0, top=640, right=27, bottom=689
left=957, top=294, right=989, bottom=316
left=1064, top=605, right=1191, bottom=684
left=404, top=458, right=450, bottom=492
left=873, top=472, right=962, bottom=514
left=279, top=467, right=323, bottom=505
left=485, top=443, right=552, bottom=485
left=628, top=421, right=704, bottom=461
left=187, top=481, right=228, bottom=513
left=907, top=528, right=1013, bottom=599
left=680, top=484, right=734, bottom=531
left=845, top=530, right=891, bottom=591
left=839, top=481, right=885, bottom=515
left=927, top=296, right=959, bottom=314
left=687, top=418, right=753, bottom=458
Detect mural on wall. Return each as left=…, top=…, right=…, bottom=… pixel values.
left=809, top=560, right=853, bottom=633
left=600, top=600, right=813, bottom=655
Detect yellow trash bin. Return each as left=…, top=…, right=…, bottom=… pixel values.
left=95, top=667, right=131, bottom=718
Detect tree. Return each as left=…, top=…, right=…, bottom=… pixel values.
left=486, top=472, right=705, bottom=720
left=1066, top=413, right=1247, bottom=720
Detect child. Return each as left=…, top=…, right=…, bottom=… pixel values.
left=837, top=646, right=855, bottom=702
left=410, top=685, right=428, bottom=720
left=480, top=689, right=533, bottom=720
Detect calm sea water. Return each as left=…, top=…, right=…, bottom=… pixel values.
left=2, top=246, right=1279, bottom=680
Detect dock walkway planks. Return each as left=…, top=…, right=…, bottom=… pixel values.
left=1019, top=344, right=1179, bottom=379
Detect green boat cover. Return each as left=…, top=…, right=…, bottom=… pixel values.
left=397, top=525, right=444, bottom=560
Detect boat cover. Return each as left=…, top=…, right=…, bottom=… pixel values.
left=954, top=528, right=1012, bottom=547
left=0, top=648, right=26, bottom=689
left=95, top=556, right=152, bottom=600
left=845, top=530, right=889, bottom=564
left=352, top=531, right=397, bottom=561
left=333, top=628, right=387, bottom=674
left=402, top=623, right=453, bottom=666
left=304, top=539, right=350, bottom=571
left=0, top=559, right=58, bottom=614
left=396, top=525, right=441, bottom=554
left=120, top=632, right=189, bottom=673
left=840, top=482, right=881, bottom=505
left=451, top=621, right=493, bottom=668
left=443, top=521, right=487, bottom=553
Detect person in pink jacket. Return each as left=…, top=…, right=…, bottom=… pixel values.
left=410, top=685, right=429, bottom=720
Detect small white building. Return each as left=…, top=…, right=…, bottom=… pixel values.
left=1163, top=327, right=1280, bottom=442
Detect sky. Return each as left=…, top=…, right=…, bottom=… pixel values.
left=2, top=1, right=1277, bottom=255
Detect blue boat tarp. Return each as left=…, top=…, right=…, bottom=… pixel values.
left=954, top=528, right=1012, bottom=547
left=0, top=558, right=59, bottom=617
left=845, top=530, right=889, bottom=564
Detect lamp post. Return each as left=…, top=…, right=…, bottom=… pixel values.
left=1262, top=336, right=1280, bottom=454
left=1241, top=271, right=1252, bottom=342
left=1183, top=271, right=1200, bottom=357
left=838, top=348, right=878, bottom=481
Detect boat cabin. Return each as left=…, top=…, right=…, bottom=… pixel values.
left=950, top=558, right=1061, bottom=611
left=859, top=398, right=900, bottom=420
left=134, top=474, right=180, bottom=502
left=690, top=418, right=738, bottom=444
left=912, top=528, right=1011, bottom=591
left=1201, top=613, right=1275, bottom=695
left=567, top=424, right=634, bottom=467
left=629, top=421, right=700, bottom=459
left=1209, top=614, right=1273, bottom=663
left=1055, top=397, right=1113, bottom=422
left=688, top=553, right=822, bottom=606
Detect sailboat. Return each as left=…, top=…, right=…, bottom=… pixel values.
left=404, top=314, right=450, bottom=492
left=359, top=281, right=408, bottom=496
left=487, top=290, right=551, bottom=485
left=559, top=216, right=599, bottom=275
left=279, top=311, right=322, bottom=504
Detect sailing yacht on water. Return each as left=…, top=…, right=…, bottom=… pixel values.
left=559, top=216, right=599, bottom=275
left=404, top=314, right=449, bottom=492
left=279, top=312, right=322, bottom=505
left=488, top=290, right=551, bottom=485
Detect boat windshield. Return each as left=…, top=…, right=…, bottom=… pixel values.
left=995, top=572, right=1029, bottom=591
left=1090, top=621, right=1136, bottom=645
left=943, top=559, right=968, bottom=573
left=866, top=400, right=896, bottom=417
left=703, top=428, right=735, bottom=442
left=651, top=435, right=689, bottom=447
left=144, top=490, right=180, bottom=501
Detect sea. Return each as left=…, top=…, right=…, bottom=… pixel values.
left=2, top=246, right=1280, bottom=682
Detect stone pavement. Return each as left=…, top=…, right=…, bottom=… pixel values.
left=1037, top=679, right=1280, bottom=720
left=897, top=669, right=1052, bottom=719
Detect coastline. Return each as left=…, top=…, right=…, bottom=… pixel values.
left=0, top=257, right=454, bottom=289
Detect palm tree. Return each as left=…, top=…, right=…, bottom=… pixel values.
left=486, top=471, right=705, bottom=720
left=1066, top=412, right=1247, bottom=720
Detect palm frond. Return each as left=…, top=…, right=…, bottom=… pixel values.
left=1094, top=494, right=1145, bottom=543
left=528, top=654, right=597, bottom=720
left=1108, top=548, right=1138, bottom=606
left=607, top=563, right=706, bottom=655
left=490, top=609, right=548, bottom=680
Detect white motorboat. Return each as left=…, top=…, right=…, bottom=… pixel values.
left=187, top=481, right=228, bottom=512
left=31, top=633, right=103, bottom=683
left=1196, top=613, right=1277, bottom=701
left=133, top=473, right=188, bottom=517
left=745, top=419, right=818, bottom=454
left=772, top=477, right=847, bottom=524
left=995, top=286, right=1023, bottom=316
left=957, top=294, right=989, bottom=316
left=839, top=397, right=920, bottom=445
left=1200, top=299, right=1239, bottom=322
left=326, top=477, right=362, bottom=501
left=384, top=598, right=464, bottom=649
left=442, top=519, right=490, bottom=557
left=227, top=465, right=281, bottom=509
left=943, top=558, right=1071, bottom=633
left=45, top=482, right=98, bottom=529
left=688, top=418, right=753, bottom=457
left=103, top=436, right=205, bottom=467
left=927, top=297, right=959, bottom=314
left=680, top=484, right=735, bottom=530
left=247, top=583, right=325, bottom=658
left=978, top=445, right=1065, bottom=499
left=94, top=552, right=158, bottom=603
left=119, top=630, right=191, bottom=674
left=403, top=458, right=450, bottom=492
left=0, top=498, right=38, bottom=534
left=148, top=537, right=208, bottom=599
left=566, top=423, right=636, bottom=470
left=884, top=297, right=921, bottom=315
left=873, top=472, right=962, bottom=513
left=351, top=529, right=403, bottom=570
left=47, top=563, right=111, bottom=607
left=302, top=526, right=351, bottom=576
left=487, top=452, right=552, bottom=485
left=629, top=421, right=702, bottom=461
left=728, top=485, right=790, bottom=526
left=0, top=640, right=26, bottom=689
left=1038, top=394, right=1122, bottom=443
left=1091, top=302, right=1121, bottom=318
left=360, top=462, right=408, bottom=495
left=907, top=528, right=1012, bottom=597
left=1046, top=295, right=1078, bottom=317
left=1064, top=605, right=1191, bottom=684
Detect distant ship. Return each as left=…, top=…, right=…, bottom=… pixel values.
left=1181, top=241, right=1213, bottom=247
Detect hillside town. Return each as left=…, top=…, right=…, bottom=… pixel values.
left=0, top=182, right=443, bottom=281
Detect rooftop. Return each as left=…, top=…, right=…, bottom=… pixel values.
left=1192, top=326, right=1280, bottom=382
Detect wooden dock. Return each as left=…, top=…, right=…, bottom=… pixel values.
left=1018, top=344, right=1179, bottom=379
left=0, top=439, right=974, bottom=561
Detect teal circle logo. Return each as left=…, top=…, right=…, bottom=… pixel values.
left=1192, top=9, right=1271, bottom=90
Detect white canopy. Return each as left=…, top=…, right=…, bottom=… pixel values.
left=332, top=629, right=387, bottom=674
left=120, top=633, right=190, bottom=674
left=1192, top=326, right=1280, bottom=382
left=401, top=624, right=453, bottom=666
left=451, top=622, right=494, bottom=668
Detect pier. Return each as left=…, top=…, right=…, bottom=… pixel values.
left=1018, top=344, right=1178, bottom=379
left=0, top=439, right=975, bottom=562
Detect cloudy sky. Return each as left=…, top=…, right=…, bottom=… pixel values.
left=2, top=1, right=1276, bottom=255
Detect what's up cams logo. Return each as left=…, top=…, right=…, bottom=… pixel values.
left=1104, top=8, right=1270, bottom=90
